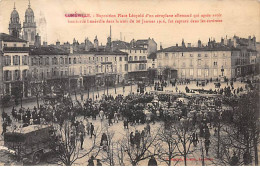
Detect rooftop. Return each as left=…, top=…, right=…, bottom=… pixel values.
left=112, top=40, right=130, bottom=49
left=0, top=33, right=27, bottom=43
left=74, top=49, right=128, bottom=55
left=157, top=45, right=240, bottom=53
left=136, top=39, right=149, bottom=45
left=30, top=46, right=69, bottom=55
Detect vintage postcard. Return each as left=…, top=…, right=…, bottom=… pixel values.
left=0, top=0, right=259, bottom=166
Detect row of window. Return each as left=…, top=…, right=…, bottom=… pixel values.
left=165, top=52, right=227, bottom=58
left=180, top=69, right=225, bottom=77
left=128, top=56, right=146, bottom=61
left=170, top=60, right=225, bottom=67
left=3, top=62, right=146, bottom=81
left=3, top=55, right=28, bottom=66
left=129, top=50, right=146, bottom=54
left=3, top=70, right=28, bottom=81
left=128, top=63, right=147, bottom=71
left=3, top=55, right=132, bottom=67
left=3, top=44, right=27, bottom=47
left=30, top=56, right=128, bottom=66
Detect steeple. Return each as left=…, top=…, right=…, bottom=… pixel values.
left=9, top=2, right=21, bottom=38
left=23, top=0, right=37, bottom=45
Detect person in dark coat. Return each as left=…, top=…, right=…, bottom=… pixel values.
left=100, top=133, right=108, bottom=146
left=1, top=121, right=7, bottom=135
left=87, top=156, right=95, bottom=166
left=97, top=159, right=102, bottom=166
left=79, top=132, right=84, bottom=150
left=205, top=139, right=211, bottom=156
left=124, top=119, right=129, bottom=129
left=130, top=132, right=135, bottom=147
left=230, top=152, right=239, bottom=166
left=134, top=130, right=141, bottom=149
left=90, top=123, right=95, bottom=138
left=148, top=156, right=157, bottom=166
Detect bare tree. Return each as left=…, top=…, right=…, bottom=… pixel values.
left=50, top=121, right=101, bottom=166
left=211, top=91, right=259, bottom=166
left=119, top=128, right=161, bottom=166
left=99, top=129, right=116, bottom=166
left=156, top=124, right=180, bottom=166
left=172, top=118, right=197, bottom=166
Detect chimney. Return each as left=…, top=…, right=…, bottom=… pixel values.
left=43, top=41, right=47, bottom=46
left=233, top=38, right=237, bottom=48
left=248, top=36, right=252, bottom=47
left=94, top=35, right=99, bottom=50
left=131, top=39, right=135, bottom=48
left=34, top=33, right=41, bottom=48
left=56, top=40, right=60, bottom=46
left=85, top=37, right=90, bottom=51
left=198, top=40, right=202, bottom=48
left=228, top=39, right=232, bottom=47
left=221, top=37, right=224, bottom=45
left=182, top=39, right=186, bottom=47
left=253, top=36, right=256, bottom=46
left=70, top=45, right=73, bottom=54
left=160, top=42, right=163, bottom=50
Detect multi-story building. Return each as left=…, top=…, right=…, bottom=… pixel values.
left=157, top=37, right=258, bottom=80
left=130, top=38, right=157, bottom=55
left=0, top=33, right=29, bottom=97
left=29, top=46, right=69, bottom=95
left=70, top=49, right=128, bottom=90
left=112, top=38, right=157, bottom=81
left=119, top=47, right=148, bottom=80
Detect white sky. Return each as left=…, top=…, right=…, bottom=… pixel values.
left=0, top=0, right=259, bottom=48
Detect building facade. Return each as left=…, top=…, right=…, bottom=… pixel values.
left=119, top=47, right=149, bottom=80
left=112, top=38, right=157, bottom=81
left=29, top=46, right=69, bottom=95
left=157, top=46, right=235, bottom=80
left=70, top=50, right=128, bottom=90
left=0, top=33, right=29, bottom=97
left=157, top=37, right=258, bottom=80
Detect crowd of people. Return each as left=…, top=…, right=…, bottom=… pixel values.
left=1, top=74, right=259, bottom=166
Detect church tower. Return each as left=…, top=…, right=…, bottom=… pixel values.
left=23, top=0, right=37, bottom=45
left=9, top=3, right=22, bottom=38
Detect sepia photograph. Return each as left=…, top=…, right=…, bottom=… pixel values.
left=0, top=0, right=259, bottom=166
